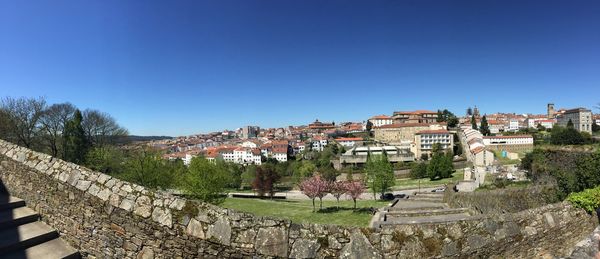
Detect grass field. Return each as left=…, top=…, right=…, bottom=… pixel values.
left=390, top=170, right=465, bottom=191
left=221, top=198, right=389, bottom=227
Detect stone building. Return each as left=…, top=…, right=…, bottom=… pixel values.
left=392, top=110, right=438, bottom=124
left=556, top=108, right=593, bottom=134
left=373, top=123, right=446, bottom=145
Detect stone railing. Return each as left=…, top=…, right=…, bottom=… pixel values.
left=0, top=139, right=596, bottom=258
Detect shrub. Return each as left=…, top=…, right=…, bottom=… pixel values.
left=567, top=186, right=600, bottom=213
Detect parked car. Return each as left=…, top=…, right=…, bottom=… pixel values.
left=394, top=193, right=407, bottom=199
left=431, top=187, right=445, bottom=193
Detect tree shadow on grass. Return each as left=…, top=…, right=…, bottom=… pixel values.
left=316, top=206, right=375, bottom=214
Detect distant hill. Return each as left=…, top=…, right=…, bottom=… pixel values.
left=123, top=135, right=174, bottom=142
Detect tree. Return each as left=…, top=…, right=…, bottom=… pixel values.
left=39, top=103, right=76, bottom=158
left=122, top=148, right=186, bottom=189
left=293, top=160, right=316, bottom=183
left=479, top=115, right=491, bottom=136
left=82, top=109, right=128, bottom=147
left=466, top=107, right=473, bottom=116
left=85, top=145, right=124, bottom=174
left=241, top=164, right=258, bottom=189
left=364, top=154, right=394, bottom=199
left=366, top=120, right=373, bottom=132
left=63, top=109, right=89, bottom=164
left=0, top=97, right=47, bottom=148
left=447, top=116, right=459, bottom=128
left=567, top=119, right=575, bottom=129
left=185, top=157, right=231, bottom=204
left=410, top=162, right=428, bottom=179
left=329, top=181, right=346, bottom=203
left=345, top=180, right=365, bottom=209
left=299, top=175, right=329, bottom=211
left=252, top=164, right=281, bottom=198
left=427, top=144, right=455, bottom=180
left=471, top=115, right=477, bottom=130
left=593, top=121, right=600, bottom=133
left=551, top=126, right=585, bottom=145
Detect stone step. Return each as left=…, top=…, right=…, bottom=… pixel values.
left=407, top=196, right=445, bottom=203
left=2, top=238, right=80, bottom=259
left=388, top=201, right=447, bottom=212
left=0, top=207, right=39, bottom=230
left=413, top=192, right=444, bottom=197
left=0, top=221, right=59, bottom=253
left=0, top=196, right=26, bottom=211
left=384, top=212, right=472, bottom=225
left=385, top=208, right=471, bottom=217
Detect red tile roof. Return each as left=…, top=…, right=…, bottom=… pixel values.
left=376, top=123, right=435, bottom=129
left=370, top=115, right=392, bottom=120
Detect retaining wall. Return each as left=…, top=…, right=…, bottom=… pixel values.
left=0, top=139, right=596, bottom=258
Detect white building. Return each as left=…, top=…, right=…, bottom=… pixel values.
left=233, top=147, right=262, bottom=165
left=312, top=136, right=328, bottom=152
left=508, top=119, right=520, bottom=132
left=241, top=141, right=258, bottom=148
left=413, top=130, right=453, bottom=158
left=556, top=108, right=593, bottom=134
left=334, top=137, right=363, bottom=148
left=369, top=115, right=394, bottom=128
left=526, top=118, right=555, bottom=129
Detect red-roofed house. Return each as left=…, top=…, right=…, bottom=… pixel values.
left=392, top=110, right=438, bottom=124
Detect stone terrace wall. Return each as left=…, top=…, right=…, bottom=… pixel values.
left=444, top=184, right=562, bottom=214
left=0, top=139, right=596, bottom=258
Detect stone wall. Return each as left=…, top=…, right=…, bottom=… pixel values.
left=0, top=139, right=596, bottom=258
left=444, top=184, right=562, bottom=214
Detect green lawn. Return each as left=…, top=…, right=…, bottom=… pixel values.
left=221, top=198, right=389, bottom=227
left=390, top=170, right=465, bottom=191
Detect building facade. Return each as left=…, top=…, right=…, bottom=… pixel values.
left=482, top=135, right=534, bottom=153
left=413, top=130, right=453, bottom=159
left=556, top=108, right=593, bottom=134
left=369, top=115, right=394, bottom=128
left=392, top=110, right=438, bottom=124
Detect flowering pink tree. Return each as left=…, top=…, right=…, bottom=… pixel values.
left=345, top=180, right=366, bottom=209
left=299, top=175, right=329, bottom=212
left=329, top=181, right=347, bottom=204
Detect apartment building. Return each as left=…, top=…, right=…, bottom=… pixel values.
left=556, top=108, right=593, bottom=134
left=413, top=130, right=453, bottom=159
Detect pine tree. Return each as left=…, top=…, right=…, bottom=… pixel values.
left=480, top=115, right=491, bottom=136
left=567, top=119, right=574, bottom=129
left=471, top=115, right=477, bottom=130
left=63, top=109, right=89, bottom=164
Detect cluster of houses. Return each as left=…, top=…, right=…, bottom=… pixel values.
left=156, top=104, right=596, bottom=168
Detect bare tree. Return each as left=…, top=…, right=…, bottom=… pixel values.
left=39, top=103, right=76, bottom=157
left=81, top=109, right=128, bottom=147
left=0, top=97, right=47, bottom=148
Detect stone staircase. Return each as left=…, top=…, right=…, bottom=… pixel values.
left=373, top=192, right=473, bottom=227
left=0, top=195, right=80, bottom=259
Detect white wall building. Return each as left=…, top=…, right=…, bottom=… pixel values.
left=369, top=115, right=394, bottom=128
left=312, top=137, right=328, bottom=152
left=335, top=137, right=363, bottom=148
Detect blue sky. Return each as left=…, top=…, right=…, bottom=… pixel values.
left=1, top=0, right=599, bottom=136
